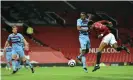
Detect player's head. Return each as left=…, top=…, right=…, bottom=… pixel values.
left=12, top=26, right=18, bottom=34
left=80, top=12, right=86, bottom=20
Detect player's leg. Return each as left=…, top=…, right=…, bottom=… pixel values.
left=19, top=50, right=34, bottom=73
left=92, top=33, right=111, bottom=72
left=15, top=55, right=21, bottom=69
left=23, top=55, right=30, bottom=69
left=77, top=36, right=86, bottom=61
left=112, top=43, right=130, bottom=53
left=6, top=54, right=11, bottom=70
left=82, top=37, right=90, bottom=73
left=6, top=62, right=11, bottom=70
left=110, top=34, right=130, bottom=54
left=77, top=49, right=86, bottom=62
left=11, top=50, right=18, bottom=74
left=111, top=40, right=130, bottom=54
left=92, top=42, right=107, bottom=72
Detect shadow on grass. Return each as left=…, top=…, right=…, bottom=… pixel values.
left=75, top=75, right=133, bottom=80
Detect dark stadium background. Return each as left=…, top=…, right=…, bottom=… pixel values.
left=1, top=1, right=133, bottom=67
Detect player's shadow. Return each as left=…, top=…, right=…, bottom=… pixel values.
left=107, top=73, right=133, bottom=77
left=1, top=74, right=22, bottom=77
left=75, top=75, right=132, bottom=80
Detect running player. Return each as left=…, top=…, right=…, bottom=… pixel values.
left=90, top=20, right=130, bottom=72
left=76, top=12, right=91, bottom=73
left=4, top=26, right=34, bottom=74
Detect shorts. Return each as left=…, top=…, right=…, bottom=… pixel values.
left=12, top=49, right=25, bottom=58
left=102, top=33, right=117, bottom=46
left=79, top=34, right=91, bottom=50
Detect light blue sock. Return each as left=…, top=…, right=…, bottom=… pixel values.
left=81, top=55, right=86, bottom=68
left=7, top=62, right=10, bottom=68
left=16, top=61, right=21, bottom=69
left=25, top=60, right=33, bottom=68
left=12, top=60, right=17, bottom=71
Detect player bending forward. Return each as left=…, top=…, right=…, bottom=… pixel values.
left=4, top=26, right=34, bottom=74
left=90, top=20, right=130, bottom=72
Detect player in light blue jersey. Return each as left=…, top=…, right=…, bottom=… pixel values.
left=4, top=26, right=34, bottom=74
left=5, top=46, right=12, bottom=70
left=76, top=12, right=91, bottom=73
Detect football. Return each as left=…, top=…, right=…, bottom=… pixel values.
left=68, top=59, right=76, bottom=67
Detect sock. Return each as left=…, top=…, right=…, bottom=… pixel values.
left=81, top=55, right=86, bottom=68
left=116, top=46, right=123, bottom=51
left=78, top=53, right=83, bottom=59
left=86, top=49, right=89, bottom=53
left=7, top=62, right=10, bottom=68
left=16, top=60, right=21, bottom=69
left=96, top=52, right=102, bottom=66
left=12, top=59, right=17, bottom=71
left=96, top=64, right=99, bottom=66
left=24, top=60, right=33, bottom=68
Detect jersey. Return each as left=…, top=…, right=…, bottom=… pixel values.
left=77, top=18, right=89, bottom=35
left=7, top=33, right=25, bottom=57
left=77, top=18, right=90, bottom=49
left=7, top=33, right=24, bottom=50
left=93, top=21, right=111, bottom=36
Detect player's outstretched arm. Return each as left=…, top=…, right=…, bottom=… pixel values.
left=23, top=38, right=29, bottom=47
left=4, top=41, right=9, bottom=52
left=77, top=26, right=87, bottom=31
left=98, top=20, right=113, bottom=25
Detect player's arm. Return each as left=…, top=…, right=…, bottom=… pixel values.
left=98, top=20, right=112, bottom=25
left=4, top=41, right=10, bottom=49
left=98, top=27, right=109, bottom=38
left=4, top=35, right=10, bottom=52
left=23, top=38, right=29, bottom=46
left=19, top=34, right=29, bottom=47
left=77, top=19, right=88, bottom=31
left=97, top=20, right=109, bottom=23
left=89, top=23, right=95, bottom=30
left=77, top=26, right=88, bottom=31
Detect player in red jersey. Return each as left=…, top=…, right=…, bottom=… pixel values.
left=90, top=20, right=130, bottom=72
left=24, top=45, right=32, bottom=60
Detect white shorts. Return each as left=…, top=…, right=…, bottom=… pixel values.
left=25, top=55, right=30, bottom=60
left=102, top=33, right=117, bottom=46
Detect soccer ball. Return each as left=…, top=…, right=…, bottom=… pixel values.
left=68, top=59, right=76, bottom=67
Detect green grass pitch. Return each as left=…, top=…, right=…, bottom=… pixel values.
left=1, top=66, right=133, bottom=80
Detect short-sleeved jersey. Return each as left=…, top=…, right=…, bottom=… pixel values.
left=77, top=18, right=89, bottom=35
left=93, top=22, right=110, bottom=36
left=7, top=33, right=24, bottom=49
